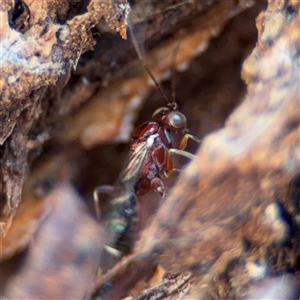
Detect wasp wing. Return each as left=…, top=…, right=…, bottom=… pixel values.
left=113, top=140, right=149, bottom=196
left=104, top=134, right=158, bottom=254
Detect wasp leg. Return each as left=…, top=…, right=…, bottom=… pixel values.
left=179, top=133, right=200, bottom=150
left=169, top=148, right=196, bottom=160
left=165, top=150, right=190, bottom=177
left=167, top=134, right=199, bottom=173
left=151, top=177, right=167, bottom=199
left=165, top=149, right=173, bottom=176
left=93, top=185, right=114, bottom=220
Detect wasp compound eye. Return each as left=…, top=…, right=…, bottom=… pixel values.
left=168, top=111, right=187, bottom=130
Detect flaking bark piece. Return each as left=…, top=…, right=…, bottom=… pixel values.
left=3, top=184, right=104, bottom=299
left=126, top=272, right=192, bottom=300
left=0, top=190, right=48, bottom=262
left=0, top=0, right=130, bottom=236
left=0, top=151, right=76, bottom=261
left=0, top=0, right=130, bottom=144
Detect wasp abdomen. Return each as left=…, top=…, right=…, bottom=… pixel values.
left=105, top=193, right=139, bottom=255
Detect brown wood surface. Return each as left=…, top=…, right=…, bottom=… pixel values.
left=1, top=0, right=299, bottom=299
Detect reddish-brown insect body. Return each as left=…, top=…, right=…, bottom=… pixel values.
left=94, top=36, right=199, bottom=255
left=130, top=106, right=188, bottom=198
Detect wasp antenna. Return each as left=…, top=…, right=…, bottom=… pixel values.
left=128, top=20, right=143, bottom=61
left=144, top=65, right=171, bottom=106
left=171, top=39, right=182, bottom=107
left=128, top=21, right=171, bottom=106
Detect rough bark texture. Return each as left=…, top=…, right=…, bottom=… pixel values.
left=0, top=0, right=129, bottom=235
left=1, top=0, right=300, bottom=299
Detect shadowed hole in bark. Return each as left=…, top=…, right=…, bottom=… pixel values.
left=8, top=0, right=30, bottom=33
